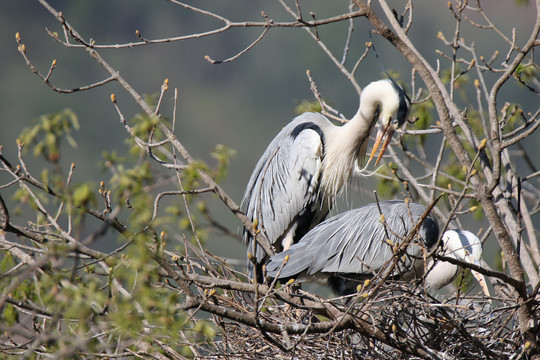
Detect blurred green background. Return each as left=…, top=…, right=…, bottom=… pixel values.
left=0, top=1, right=537, bottom=266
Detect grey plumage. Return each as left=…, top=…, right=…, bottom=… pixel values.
left=241, top=80, right=411, bottom=282
left=241, top=113, right=331, bottom=281
left=265, top=200, right=438, bottom=295
left=265, top=201, right=490, bottom=298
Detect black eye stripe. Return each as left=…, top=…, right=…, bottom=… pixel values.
left=388, top=80, right=411, bottom=127
left=395, top=90, right=411, bottom=126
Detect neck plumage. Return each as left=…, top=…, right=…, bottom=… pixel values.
left=319, top=106, right=379, bottom=202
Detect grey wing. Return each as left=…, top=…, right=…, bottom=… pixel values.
left=241, top=114, right=327, bottom=266
left=266, top=201, right=439, bottom=279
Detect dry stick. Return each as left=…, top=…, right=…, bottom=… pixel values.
left=501, top=109, right=540, bottom=141
left=364, top=0, right=539, bottom=352
left=501, top=116, right=540, bottom=149
left=306, top=70, right=346, bottom=123
left=205, top=25, right=271, bottom=64
left=519, top=195, right=540, bottom=266
left=49, top=1, right=368, bottom=51
left=38, top=0, right=275, bottom=259
left=278, top=0, right=362, bottom=96
left=485, top=8, right=540, bottom=193
left=341, top=4, right=356, bottom=65
left=0, top=153, right=130, bottom=245
left=177, top=267, right=436, bottom=359
left=430, top=135, right=447, bottom=202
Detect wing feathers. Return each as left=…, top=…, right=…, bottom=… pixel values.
left=266, top=201, right=439, bottom=280
left=241, top=113, right=330, bottom=270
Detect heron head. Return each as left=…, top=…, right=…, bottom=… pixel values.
left=441, top=230, right=491, bottom=298
left=367, top=80, right=411, bottom=166
left=442, top=230, right=482, bottom=262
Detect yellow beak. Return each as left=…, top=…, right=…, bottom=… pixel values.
left=469, top=258, right=491, bottom=300
left=368, top=122, right=396, bottom=166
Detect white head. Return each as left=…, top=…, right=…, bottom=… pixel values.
left=359, top=79, right=411, bottom=166
left=440, top=230, right=483, bottom=262
left=425, top=230, right=490, bottom=298
left=320, top=80, right=410, bottom=200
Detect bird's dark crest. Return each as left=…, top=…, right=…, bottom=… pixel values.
left=368, top=30, right=411, bottom=126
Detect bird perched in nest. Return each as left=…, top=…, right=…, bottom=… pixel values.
left=265, top=200, right=490, bottom=297
left=241, top=79, right=411, bottom=282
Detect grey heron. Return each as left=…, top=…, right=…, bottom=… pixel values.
left=265, top=200, right=490, bottom=297
left=242, top=80, right=411, bottom=282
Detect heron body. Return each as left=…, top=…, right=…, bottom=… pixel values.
left=265, top=201, right=489, bottom=297
left=241, top=80, right=411, bottom=281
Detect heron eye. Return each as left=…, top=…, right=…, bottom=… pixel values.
left=392, top=118, right=399, bottom=125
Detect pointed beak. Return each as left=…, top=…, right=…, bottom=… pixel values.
left=367, top=122, right=396, bottom=166
left=470, top=259, right=491, bottom=300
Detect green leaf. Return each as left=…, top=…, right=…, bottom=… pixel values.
left=18, top=108, right=79, bottom=163
left=2, top=304, right=18, bottom=326
left=72, top=183, right=94, bottom=207
left=294, top=99, right=322, bottom=115
left=211, top=144, right=236, bottom=182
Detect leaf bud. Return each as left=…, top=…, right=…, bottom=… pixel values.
left=478, top=138, right=487, bottom=151
left=253, top=218, right=259, bottom=232
left=283, top=254, right=289, bottom=264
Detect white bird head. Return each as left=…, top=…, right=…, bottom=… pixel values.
left=441, top=229, right=483, bottom=262
left=362, top=79, right=411, bottom=166
left=426, top=229, right=490, bottom=298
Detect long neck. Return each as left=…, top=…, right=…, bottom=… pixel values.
left=319, top=103, right=380, bottom=201
left=425, top=241, right=459, bottom=290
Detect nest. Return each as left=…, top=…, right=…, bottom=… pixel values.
left=176, top=259, right=532, bottom=360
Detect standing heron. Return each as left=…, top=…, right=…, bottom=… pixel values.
left=242, top=79, right=411, bottom=281
left=265, top=200, right=490, bottom=297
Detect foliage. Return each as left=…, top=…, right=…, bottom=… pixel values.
left=294, top=99, right=323, bottom=115
left=18, top=108, right=79, bottom=163
left=1, top=1, right=539, bottom=359
left=0, top=106, right=234, bottom=358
